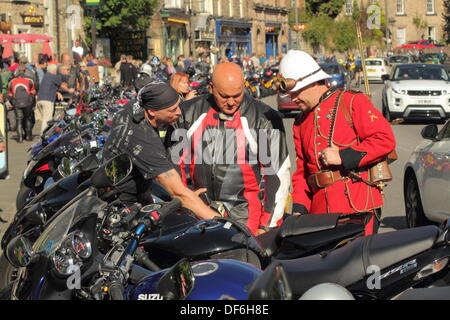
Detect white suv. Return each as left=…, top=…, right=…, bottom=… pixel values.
left=382, top=64, right=450, bottom=122
left=404, top=122, right=450, bottom=227
left=365, top=58, right=389, bottom=82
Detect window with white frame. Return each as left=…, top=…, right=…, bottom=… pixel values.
left=345, top=0, right=353, bottom=16
left=427, top=0, right=435, bottom=14
left=165, top=0, right=182, bottom=9
left=396, top=0, right=405, bottom=15
left=397, top=27, right=406, bottom=46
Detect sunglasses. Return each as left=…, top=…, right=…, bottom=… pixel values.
left=276, top=68, right=322, bottom=92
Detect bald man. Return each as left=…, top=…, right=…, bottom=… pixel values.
left=170, top=62, right=291, bottom=236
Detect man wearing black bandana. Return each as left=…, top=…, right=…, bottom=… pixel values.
left=103, top=80, right=220, bottom=220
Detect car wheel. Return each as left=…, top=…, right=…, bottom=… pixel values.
left=382, top=101, right=392, bottom=122
left=404, top=173, right=431, bottom=228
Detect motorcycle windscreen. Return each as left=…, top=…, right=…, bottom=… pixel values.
left=0, top=104, right=8, bottom=179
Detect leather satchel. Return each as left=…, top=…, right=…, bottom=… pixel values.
left=338, top=92, right=396, bottom=185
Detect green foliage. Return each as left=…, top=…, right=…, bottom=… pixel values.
left=444, top=0, right=450, bottom=44
left=333, top=18, right=357, bottom=52
left=83, top=0, right=159, bottom=38
left=306, top=0, right=346, bottom=18
left=302, top=15, right=333, bottom=48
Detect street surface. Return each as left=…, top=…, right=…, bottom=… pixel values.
left=0, top=82, right=441, bottom=244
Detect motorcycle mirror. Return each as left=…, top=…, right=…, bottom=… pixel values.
left=57, top=157, right=72, bottom=178
left=5, top=235, right=37, bottom=268
left=247, top=263, right=292, bottom=300
left=157, top=259, right=195, bottom=300
left=91, top=154, right=133, bottom=188
left=421, top=124, right=439, bottom=140
left=75, top=153, right=101, bottom=172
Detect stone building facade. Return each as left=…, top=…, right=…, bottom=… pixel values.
left=342, top=0, right=446, bottom=48
left=0, top=0, right=85, bottom=62
left=149, top=0, right=290, bottom=63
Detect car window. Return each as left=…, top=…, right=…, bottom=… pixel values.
left=389, top=56, right=410, bottom=63
left=366, top=60, right=382, bottom=66
left=392, top=65, right=449, bottom=81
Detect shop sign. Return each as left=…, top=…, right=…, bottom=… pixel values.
left=23, top=15, right=44, bottom=27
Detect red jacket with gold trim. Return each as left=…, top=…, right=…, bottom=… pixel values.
left=292, top=90, right=396, bottom=215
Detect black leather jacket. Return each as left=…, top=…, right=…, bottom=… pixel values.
left=170, top=93, right=291, bottom=234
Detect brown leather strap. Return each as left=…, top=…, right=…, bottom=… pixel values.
left=307, top=170, right=344, bottom=190
left=339, top=91, right=354, bottom=129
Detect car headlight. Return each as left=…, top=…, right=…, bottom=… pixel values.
left=392, top=88, right=407, bottom=95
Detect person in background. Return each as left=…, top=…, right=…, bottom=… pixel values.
left=114, top=54, right=126, bottom=85
left=7, top=56, right=18, bottom=73
left=169, top=73, right=197, bottom=101
left=35, top=54, right=50, bottom=85
left=7, top=66, right=36, bottom=142
left=35, top=64, right=74, bottom=134
left=0, top=60, right=14, bottom=132
left=72, top=40, right=84, bottom=60
left=120, top=55, right=137, bottom=87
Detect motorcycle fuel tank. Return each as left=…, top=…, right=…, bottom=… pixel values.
left=126, top=259, right=262, bottom=300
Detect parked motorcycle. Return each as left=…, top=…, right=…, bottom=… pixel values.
left=1, top=155, right=291, bottom=301
left=272, top=219, right=450, bottom=300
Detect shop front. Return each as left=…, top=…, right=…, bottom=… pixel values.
left=163, top=18, right=189, bottom=58
left=265, top=23, right=281, bottom=59
left=216, top=20, right=252, bottom=60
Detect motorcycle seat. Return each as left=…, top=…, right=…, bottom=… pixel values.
left=277, top=225, right=440, bottom=296
left=255, top=214, right=341, bottom=257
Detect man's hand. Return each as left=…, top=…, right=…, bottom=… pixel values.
left=56, top=92, right=63, bottom=101
left=320, top=143, right=342, bottom=166
left=0, top=142, right=5, bottom=153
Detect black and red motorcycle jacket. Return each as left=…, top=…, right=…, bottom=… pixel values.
left=170, top=93, right=291, bottom=235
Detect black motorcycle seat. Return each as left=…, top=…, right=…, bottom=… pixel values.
left=277, top=214, right=340, bottom=239
left=277, top=225, right=440, bottom=296
left=255, top=214, right=341, bottom=257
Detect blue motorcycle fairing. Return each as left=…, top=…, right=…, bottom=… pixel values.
left=126, top=260, right=262, bottom=300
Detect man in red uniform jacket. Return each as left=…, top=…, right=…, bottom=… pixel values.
left=279, top=50, right=396, bottom=235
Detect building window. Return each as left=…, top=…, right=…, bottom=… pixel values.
left=427, top=0, right=435, bottom=14
left=428, top=26, right=436, bottom=41
left=396, top=0, right=405, bottom=15
left=345, top=0, right=353, bottom=16
left=396, top=27, right=406, bottom=46
left=204, top=0, right=213, bottom=14
left=165, top=0, right=182, bottom=9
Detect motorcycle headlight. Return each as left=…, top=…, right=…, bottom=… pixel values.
left=23, top=160, right=37, bottom=179
left=331, top=80, right=338, bottom=87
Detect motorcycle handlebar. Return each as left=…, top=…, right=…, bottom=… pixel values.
left=108, top=281, right=124, bottom=300
left=157, top=198, right=182, bottom=224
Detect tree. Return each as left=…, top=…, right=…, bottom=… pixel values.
left=302, top=15, right=334, bottom=53
left=305, top=0, right=346, bottom=18
left=333, top=18, right=357, bottom=52
left=83, top=0, right=160, bottom=41
left=444, top=0, right=450, bottom=43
